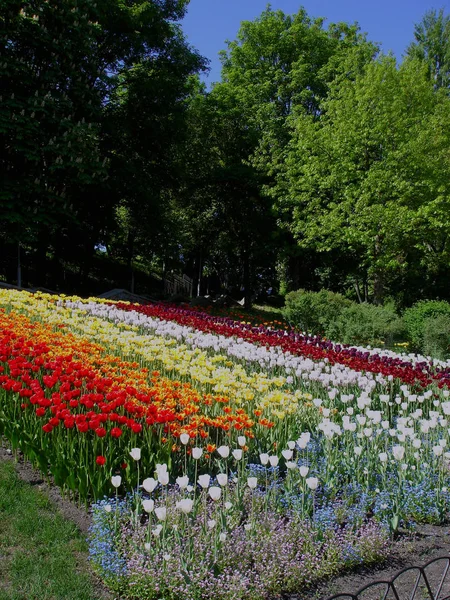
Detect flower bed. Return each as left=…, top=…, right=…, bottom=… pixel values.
left=1, top=289, right=450, bottom=599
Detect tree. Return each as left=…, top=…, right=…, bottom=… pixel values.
left=0, top=0, right=203, bottom=289
left=407, top=8, right=450, bottom=90
left=272, top=56, right=450, bottom=304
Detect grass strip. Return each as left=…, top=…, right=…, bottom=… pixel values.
left=0, top=459, right=102, bottom=600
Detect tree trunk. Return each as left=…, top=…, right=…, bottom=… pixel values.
left=242, top=245, right=251, bottom=309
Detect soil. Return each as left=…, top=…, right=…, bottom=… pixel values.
left=2, top=442, right=449, bottom=600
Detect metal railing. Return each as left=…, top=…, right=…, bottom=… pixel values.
left=326, top=556, right=450, bottom=600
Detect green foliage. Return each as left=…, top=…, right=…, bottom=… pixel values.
left=282, top=289, right=351, bottom=334
left=403, top=300, right=450, bottom=351
left=406, top=8, right=450, bottom=90
left=422, top=315, right=450, bottom=360
left=270, top=54, right=450, bottom=304
left=327, top=302, right=405, bottom=346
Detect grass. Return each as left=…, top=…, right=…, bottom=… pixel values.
left=0, top=460, right=102, bottom=600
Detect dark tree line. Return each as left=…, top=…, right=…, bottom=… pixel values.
left=1, top=2, right=450, bottom=307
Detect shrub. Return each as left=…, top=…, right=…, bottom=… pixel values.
left=421, top=315, right=450, bottom=360
left=403, top=300, right=450, bottom=351
left=282, top=289, right=351, bottom=335
left=326, top=302, right=405, bottom=347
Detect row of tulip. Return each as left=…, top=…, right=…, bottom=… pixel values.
left=1, top=290, right=450, bottom=598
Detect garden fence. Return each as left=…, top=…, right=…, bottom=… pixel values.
left=326, top=556, right=450, bottom=600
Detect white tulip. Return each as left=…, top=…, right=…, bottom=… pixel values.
left=176, top=499, right=194, bottom=514
left=433, top=445, right=444, bottom=457
left=297, top=432, right=311, bottom=449
left=232, top=449, right=243, bottom=461
left=286, top=461, right=297, bottom=470
left=154, top=507, right=167, bottom=521
left=224, top=501, right=232, bottom=510
left=305, top=477, right=319, bottom=490
left=269, top=455, right=279, bottom=467
left=216, top=473, right=228, bottom=487
left=111, top=475, right=122, bottom=488
left=198, top=474, right=211, bottom=489
left=152, top=524, right=163, bottom=537
left=129, top=448, right=141, bottom=461
left=392, top=445, right=405, bottom=461
left=192, top=447, right=203, bottom=460
left=176, top=475, right=189, bottom=490
left=180, top=433, right=190, bottom=445
left=207, top=519, right=216, bottom=529
left=287, top=441, right=296, bottom=450
left=379, top=452, right=388, bottom=463
left=259, top=453, right=269, bottom=466
left=217, top=445, right=230, bottom=458
left=299, top=466, right=309, bottom=477
left=104, top=504, right=112, bottom=513
left=354, top=446, right=363, bottom=456
left=209, top=486, right=222, bottom=501
left=158, top=471, right=169, bottom=486
left=247, top=477, right=258, bottom=489
left=282, top=449, right=293, bottom=460
left=237, top=436, right=246, bottom=447
left=144, top=543, right=151, bottom=551
left=142, top=477, right=158, bottom=493
left=219, top=532, right=227, bottom=542
left=143, top=499, right=154, bottom=513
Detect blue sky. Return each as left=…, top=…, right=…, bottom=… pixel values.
left=182, top=0, right=450, bottom=87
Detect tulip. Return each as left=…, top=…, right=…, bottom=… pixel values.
left=379, top=452, right=388, bottom=463
left=176, top=475, right=189, bottom=490
left=142, top=477, right=158, bottom=493
left=259, top=453, right=269, bottom=466
left=247, top=477, right=258, bottom=489
left=176, top=499, right=194, bottom=514
left=232, top=449, right=243, bottom=461
left=198, top=474, right=210, bottom=489
left=287, top=441, right=296, bottom=450
left=207, top=519, right=216, bottom=529
left=282, top=449, right=293, bottom=460
left=299, top=466, right=309, bottom=477
left=111, top=475, right=122, bottom=488
left=305, top=477, right=319, bottom=490
left=224, top=501, right=232, bottom=510
left=144, top=543, right=151, bottom=551
left=286, top=461, right=297, bottom=470
left=297, top=432, right=311, bottom=449
left=209, top=486, right=222, bottom=501
left=143, top=499, right=154, bottom=513
left=180, top=433, right=190, bottom=445
left=192, top=447, right=203, bottom=460
left=129, top=448, right=141, bottom=461
left=216, top=473, right=228, bottom=487
left=269, top=455, right=279, bottom=467
left=219, top=532, right=227, bottom=542
left=104, top=504, right=112, bottom=513
left=392, top=445, right=405, bottom=461
left=237, top=436, right=246, bottom=447
left=158, top=471, right=169, bottom=486
left=217, top=445, right=230, bottom=458
left=154, top=507, right=167, bottom=521
left=153, top=524, right=163, bottom=537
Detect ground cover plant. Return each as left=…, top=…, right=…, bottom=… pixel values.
left=0, top=459, right=99, bottom=600
left=1, top=289, right=450, bottom=599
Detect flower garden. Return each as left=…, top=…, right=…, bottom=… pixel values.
left=1, top=289, right=450, bottom=599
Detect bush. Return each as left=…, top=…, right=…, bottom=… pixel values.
left=421, top=315, right=450, bottom=360
left=282, top=289, right=351, bottom=335
left=326, top=302, right=405, bottom=347
left=403, top=300, right=450, bottom=351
